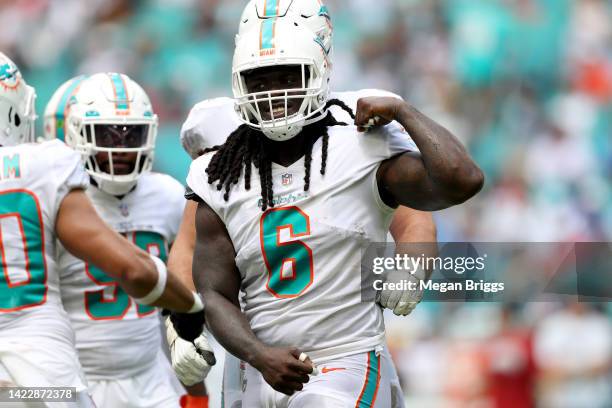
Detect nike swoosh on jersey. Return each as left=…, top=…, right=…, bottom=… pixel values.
left=321, top=367, right=346, bottom=374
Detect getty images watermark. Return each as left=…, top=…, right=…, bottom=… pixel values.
left=372, top=253, right=505, bottom=294
left=360, top=242, right=612, bottom=302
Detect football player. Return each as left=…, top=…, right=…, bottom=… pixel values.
left=172, top=94, right=436, bottom=408
left=176, top=1, right=478, bottom=407
left=44, top=73, right=215, bottom=408
left=0, top=55, right=202, bottom=406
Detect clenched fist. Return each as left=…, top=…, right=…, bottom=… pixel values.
left=251, top=347, right=314, bottom=396
left=354, top=96, right=405, bottom=132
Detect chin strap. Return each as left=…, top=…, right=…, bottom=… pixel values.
left=92, top=176, right=138, bottom=196
left=261, top=122, right=304, bottom=141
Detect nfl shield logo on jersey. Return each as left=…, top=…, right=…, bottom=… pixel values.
left=119, top=202, right=129, bottom=217
left=281, top=173, right=293, bottom=186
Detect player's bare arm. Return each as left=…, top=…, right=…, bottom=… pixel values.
left=390, top=207, right=437, bottom=279
left=193, top=200, right=313, bottom=396
left=166, top=200, right=214, bottom=393
left=379, top=207, right=438, bottom=316
left=56, top=189, right=200, bottom=313
left=357, top=96, right=484, bottom=211
left=390, top=207, right=437, bottom=247
left=168, top=200, right=198, bottom=290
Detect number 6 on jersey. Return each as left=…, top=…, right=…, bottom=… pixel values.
left=260, top=206, right=313, bottom=298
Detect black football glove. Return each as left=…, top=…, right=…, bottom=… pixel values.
left=169, top=310, right=205, bottom=343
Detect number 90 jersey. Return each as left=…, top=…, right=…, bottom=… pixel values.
left=58, top=172, right=185, bottom=380
left=187, top=107, right=416, bottom=361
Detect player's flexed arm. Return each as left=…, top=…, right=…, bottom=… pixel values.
left=191, top=200, right=313, bottom=396
left=356, top=97, right=484, bottom=211
left=56, top=189, right=202, bottom=313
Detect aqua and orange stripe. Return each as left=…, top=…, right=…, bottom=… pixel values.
left=108, top=73, right=130, bottom=115
left=263, top=0, right=280, bottom=17
left=355, top=351, right=381, bottom=408
left=260, top=18, right=277, bottom=51
left=259, top=0, right=281, bottom=52
left=54, top=75, right=87, bottom=141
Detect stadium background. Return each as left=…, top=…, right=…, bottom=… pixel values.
left=1, top=0, right=611, bottom=406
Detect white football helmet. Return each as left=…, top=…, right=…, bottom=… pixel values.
left=63, top=73, right=158, bottom=196
left=0, top=53, right=36, bottom=147
left=232, top=17, right=332, bottom=141
left=237, top=0, right=333, bottom=56
left=43, top=75, right=88, bottom=142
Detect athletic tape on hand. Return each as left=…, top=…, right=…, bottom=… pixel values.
left=364, top=116, right=381, bottom=129
left=299, top=352, right=319, bottom=376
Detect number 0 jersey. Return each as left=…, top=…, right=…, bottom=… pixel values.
left=0, top=140, right=89, bottom=391
left=0, top=140, right=88, bottom=338
left=58, top=172, right=185, bottom=380
left=187, top=106, right=416, bottom=361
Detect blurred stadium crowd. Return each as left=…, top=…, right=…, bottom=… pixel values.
left=1, top=0, right=610, bottom=406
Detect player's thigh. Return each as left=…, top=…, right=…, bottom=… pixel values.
left=0, top=362, right=43, bottom=408
left=0, top=338, right=88, bottom=392
left=131, top=351, right=184, bottom=408
left=223, top=352, right=245, bottom=408
left=90, top=377, right=180, bottom=408
left=380, top=345, right=405, bottom=408
left=242, top=364, right=272, bottom=408
left=289, top=350, right=391, bottom=408
left=0, top=362, right=95, bottom=408
left=89, top=352, right=183, bottom=408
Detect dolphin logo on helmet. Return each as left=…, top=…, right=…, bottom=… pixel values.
left=0, top=53, right=36, bottom=147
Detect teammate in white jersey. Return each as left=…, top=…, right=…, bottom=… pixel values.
left=43, top=73, right=214, bottom=408
left=0, top=56, right=204, bottom=407
left=173, top=92, right=436, bottom=408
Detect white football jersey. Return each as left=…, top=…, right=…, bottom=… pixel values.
left=0, top=140, right=88, bottom=336
left=180, top=97, right=243, bottom=159
left=187, top=118, right=416, bottom=361
left=58, top=172, right=185, bottom=380
left=0, top=140, right=89, bottom=389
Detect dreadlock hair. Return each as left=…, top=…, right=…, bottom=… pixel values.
left=204, top=98, right=355, bottom=211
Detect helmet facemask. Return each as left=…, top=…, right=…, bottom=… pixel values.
left=234, top=62, right=327, bottom=141
left=68, top=117, right=157, bottom=196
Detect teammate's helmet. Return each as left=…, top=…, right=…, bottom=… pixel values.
left=63, top=73, right=158, bottom=195
left=232, top=17, right=332, bottom=141
left=43, top=75, right=88, bottom=142
left=0, top=53, right=36, bottom=147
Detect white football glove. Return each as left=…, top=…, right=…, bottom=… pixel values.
left=376, top=267, right=425, bottom=316
left=165, top=317, right=215, bottom=386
